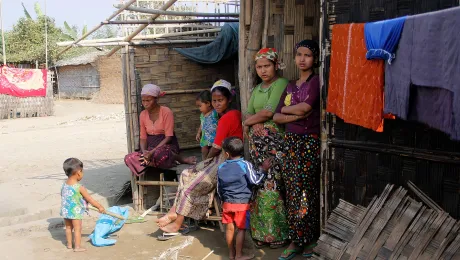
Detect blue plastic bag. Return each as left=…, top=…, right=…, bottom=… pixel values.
left=89, top=206, right=129, bottom=247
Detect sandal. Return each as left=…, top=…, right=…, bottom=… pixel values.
left=270, top=241, right=287, bottom=249
left=254, top=240, right=268, bottom=249
left=302, top=243, right=317, bottom=258
left=279, top=249, right=300, bottom=260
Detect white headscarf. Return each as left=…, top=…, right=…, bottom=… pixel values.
left=210, top=79, right=232, bottom=93
left=141, top=84, right=165, bottom=97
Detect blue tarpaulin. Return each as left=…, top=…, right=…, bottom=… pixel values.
left=173, top=23, right=239, bottom=64
left=89, top=206, right=129, bottom=247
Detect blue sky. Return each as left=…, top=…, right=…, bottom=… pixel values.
left=4, top=0, right=115, bottom=30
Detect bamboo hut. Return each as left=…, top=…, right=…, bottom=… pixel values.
left=239, top=0, right=460, bottom=228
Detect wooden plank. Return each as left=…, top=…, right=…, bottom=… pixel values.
left=137, top=180, right=180, bottom=186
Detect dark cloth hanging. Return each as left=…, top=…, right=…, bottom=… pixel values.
left=385, top=7, right=460, bottom=139
left=173, top=23, right=238, bottom=64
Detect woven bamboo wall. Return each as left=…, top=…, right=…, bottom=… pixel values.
left=0, top=72, right=54, bottom=119
left=323, top=0, right=460, bottom=218
left=267, top=0, right=320, bottom=81
left=123, top=45, right=236, bottom=153
left=57, top=65, right=100, bottom=99
left=92, top=54, right=124, bottom=104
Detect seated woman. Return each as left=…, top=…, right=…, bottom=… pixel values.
left=156, top=79, right=243, bottom=234
left=124, top=84, right=196, bottom=176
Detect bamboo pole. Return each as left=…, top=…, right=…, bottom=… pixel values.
left=57, top=0, right=137, bottom=57
left=106, top=18, right=238, bottom=25
left=107, top=0, right=179, bottom=57
left=57, top=38, right=215, bottom=47
left=115, top=5, right=239, bottom=17
left=242, top=0, right=264, bottom=112
left=58, top=28, right=220, bottom=45
left=0, top=0, right=6, bottom=65
left=245, top=0, right=252, bottom=26
left=262, top=0, right=269, bottom=47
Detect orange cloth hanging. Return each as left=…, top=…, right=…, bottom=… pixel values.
left=327, top=23, right=386, bottom=132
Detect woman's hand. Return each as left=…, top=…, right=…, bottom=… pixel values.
left=196, top=132, right=201, bottom=142
left=261, top=157, right=273, bottom=172
left=252, top=123, right=265, bottom=137
left=243, top=125, right=250, bottom=139
left=97, top=206, right=106, bottom=214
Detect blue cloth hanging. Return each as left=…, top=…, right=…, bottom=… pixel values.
left=89, top=206, right=129, bottom=247
left=364, top=16, right=407, bottom=64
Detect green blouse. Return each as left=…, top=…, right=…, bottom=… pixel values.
left=246, top=77, right=288, bottom=129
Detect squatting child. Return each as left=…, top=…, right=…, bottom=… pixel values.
left=217, top=137, right=272, bottom=260
left=60, top=158, right=105, bottom=252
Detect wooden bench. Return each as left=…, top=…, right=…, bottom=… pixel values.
left=131, top=163, right=224, bottom=232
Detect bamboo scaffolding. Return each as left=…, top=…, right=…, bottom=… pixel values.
left=57, top=28, right=220, bottom=45
left=115, top=4, right=239, bottom=17
left=57, top=0, right=137, bottom=57
left=57, top=38, right=215, bottom=47
left=105, top=18, right=238, bottom=24
left=107, top=0, right=179, bottom=57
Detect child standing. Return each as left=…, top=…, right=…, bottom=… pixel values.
left=195, top=90, right=219, bottom=160
left=218, top=137, right=272, bottom=260
left=61, top=158, right=105, bottom=252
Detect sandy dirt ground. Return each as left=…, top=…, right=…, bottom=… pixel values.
left=0, top=100, right=291, bottom=259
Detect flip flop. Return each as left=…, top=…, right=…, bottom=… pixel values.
left=270, top=241, right=287, bottom=249
left=279, top=249, right=300, bottom=260
left=156, top=225, right=191, bottom=241
left=254, top=240, right=268, bottom=249
left=302, top=243, right=317, bottom=258
left=157, top=232, right=182, bottom=241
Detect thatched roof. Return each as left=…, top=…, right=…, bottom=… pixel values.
left=54, top=51, right=108, bottom=67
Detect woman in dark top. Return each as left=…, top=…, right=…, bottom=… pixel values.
left=273, top=40, right=321, bottom=260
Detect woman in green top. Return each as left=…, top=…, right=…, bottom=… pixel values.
left=243, top=48, right=289, bottom=249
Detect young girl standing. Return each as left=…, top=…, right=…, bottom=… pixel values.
left=61, top=158, right=105, bottom=252
left=195, top=89, right=219, bottom=160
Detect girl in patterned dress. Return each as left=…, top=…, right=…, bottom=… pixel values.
left=195, top=90, right=219, bottom=160
left=273, top=40, right=321, bottom=259
left=61, top=158, right=105, bottom=252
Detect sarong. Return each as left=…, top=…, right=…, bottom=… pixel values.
left=174, top=152, right=226, bottom=220
left=282, top=133, right=320, bottom=246
left=124, top=134, right=179, bottom=176
left=249, top=124, right=289, bottom=244
left=327, top=23, right=385, bottom=132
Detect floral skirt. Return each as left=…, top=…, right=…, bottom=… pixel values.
left=249, top=126, right=289, bottom=243
left=282, top=132, right=321, bottom=246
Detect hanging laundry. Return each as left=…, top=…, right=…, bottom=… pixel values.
left=0, top=66, right=47, bottom=97
left=385, top=7, right=460, bottom=139
left=327, top=23, right=385, bottom=132
left=364, top=16, right=407, bottom=64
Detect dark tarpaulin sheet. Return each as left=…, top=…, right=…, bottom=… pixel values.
left=173, top=23, right=239, bottom=64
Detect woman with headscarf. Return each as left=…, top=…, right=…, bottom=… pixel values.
left=156, top=80, right=244, bottom=236
left=243, top=48, right=289, bottom=249
left=124, top=84, right=196, bottom=176
left=273, top=40, right=321, bottom=259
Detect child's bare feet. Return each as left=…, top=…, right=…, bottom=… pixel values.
left=235, top=254, right=254, bottom=260
left=73, top=247, right=87, bottom=252
left=66, top=244, right=73, bottom=250
left=229, top=248, right=236, bottom=260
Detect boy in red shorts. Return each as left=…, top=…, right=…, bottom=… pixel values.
left=218, top=137, right=272, bottom=260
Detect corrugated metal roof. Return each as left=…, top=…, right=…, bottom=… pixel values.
left=54, top=51, right=108, bottom=67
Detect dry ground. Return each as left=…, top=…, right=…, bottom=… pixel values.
left=0, top=100, right=292, bottom=260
